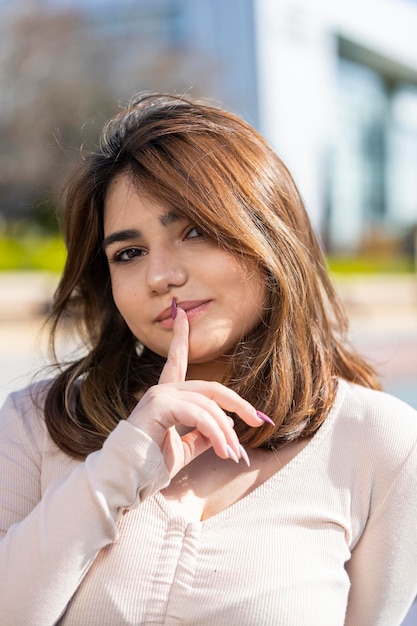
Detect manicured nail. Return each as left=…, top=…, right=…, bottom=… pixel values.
left=171, top=297, right=177, bottom=320
left=239, top=444, right=250, bottom=467
left=226, top=444, right=239, bottom=464
left=256, top=410, right=275, bottom=426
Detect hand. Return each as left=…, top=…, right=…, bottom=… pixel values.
left=127, top=306, right=265, bottom=477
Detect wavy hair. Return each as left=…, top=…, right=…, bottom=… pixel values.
left=44, top=93, right=380, bottom=459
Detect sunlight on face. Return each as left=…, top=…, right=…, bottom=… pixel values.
left=103, top=175, right=266, bottom=379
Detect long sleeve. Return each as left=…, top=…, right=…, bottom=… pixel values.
left=0, top=389, right=170, bottom=626
left=344, top=403, right=417, bottom=625
left=2, top=379, right=416, bottom=626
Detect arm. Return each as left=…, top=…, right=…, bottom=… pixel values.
left=0, top=309, right=264, bottom=625
left=345, top=437, right=417, bottom=626
left=0, top=392, right=170, bottom=626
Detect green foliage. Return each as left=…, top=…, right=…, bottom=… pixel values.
left=327, top=255, right=414, bottom=275
left=0, top=235, right=66, bottom=272
left=0, top=235, right=414, bottom=275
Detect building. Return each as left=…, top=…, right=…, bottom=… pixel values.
left=96, top=0, right=417, bottom=251
left=253, top=0, right=417, bottom=250
left=2, top=0, right=417, bottom=251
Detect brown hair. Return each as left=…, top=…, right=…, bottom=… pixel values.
left=44, top=92, right=380, bottom=459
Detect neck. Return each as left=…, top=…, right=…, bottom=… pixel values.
left=186, top=358, right=231, bottom=382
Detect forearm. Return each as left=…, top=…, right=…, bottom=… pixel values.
left=0, top=421, right=170, bottom=626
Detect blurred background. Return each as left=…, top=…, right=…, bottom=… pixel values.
left=0, top=0, right=416, bottom=403
left=0, top=0, right=416, bottom=622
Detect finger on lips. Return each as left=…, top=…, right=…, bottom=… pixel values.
left=154, top=297, right=274, bottom=468
left=158, top=303, right=189, bottom=385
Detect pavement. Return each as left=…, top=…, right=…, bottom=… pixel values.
left=0, top=272, right=59, bottom=403
left=335, top=274, right=417, bottom=406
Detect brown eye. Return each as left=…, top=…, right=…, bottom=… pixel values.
left=113, top=247, right=144, bottom=263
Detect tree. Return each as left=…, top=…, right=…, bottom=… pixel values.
left=0, top=0, right=218, bottom=227
left=0, top=4, right=118, bottom=224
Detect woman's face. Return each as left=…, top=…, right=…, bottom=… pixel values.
left=103, top=174, right=266, bottom=379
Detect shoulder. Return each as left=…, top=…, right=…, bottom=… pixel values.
left=335, top=378, right=417, bottom=451
left=329, top=379, right=417, bottom=510
left=0, top=380, right=54, bottom=452
left=1, top=379, right=52, bottom=417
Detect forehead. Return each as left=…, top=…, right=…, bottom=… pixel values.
left=103, top=174, right=182, bottom=234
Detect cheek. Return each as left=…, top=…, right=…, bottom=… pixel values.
left=110, top=281, right=124, bottom=313
left=232, top=263, right=266, bottom=315
left=240, top=274, right=268, bottom=336
left=110, top=279, right=137, bottom=322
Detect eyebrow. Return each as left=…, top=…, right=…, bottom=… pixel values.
left=159, top=210, right=181, bottom=227
left=102, top=229, right=140, bottom=251
left=102, top=211, right=182, bottom=250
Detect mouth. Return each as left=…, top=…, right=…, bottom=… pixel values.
left=155, top=299, right=211, bottom=324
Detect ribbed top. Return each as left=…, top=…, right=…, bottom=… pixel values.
left=1, top=379, right=417, bottom=625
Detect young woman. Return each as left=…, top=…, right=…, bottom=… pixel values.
left=1, top=93, right=416, bottom=625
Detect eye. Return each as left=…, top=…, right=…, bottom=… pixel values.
left=111, top=247, right=145, bottom=264
left=185, top=226, right=205, bottom=240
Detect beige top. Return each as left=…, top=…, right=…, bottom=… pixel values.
left=1, top=379, right=417, bottom=625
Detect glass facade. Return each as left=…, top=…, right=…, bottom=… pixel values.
left=387, top=85, right=417, bottom=228
left=328, top=54, right=417, bottom=252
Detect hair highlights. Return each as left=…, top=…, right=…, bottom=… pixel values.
left=44, top=93, right=380, bottom=459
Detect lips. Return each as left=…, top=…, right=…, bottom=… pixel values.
left=155, top=306, right=174, bottom=323
left=155, top=299, right=211, bottom=323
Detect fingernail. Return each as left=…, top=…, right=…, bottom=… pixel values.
left=239, top=444, right=250, bottom=467
left=226, top=444, right=239, bottom=464
left=171, top=297, right=177, bottom=320
left=256, top=410, right=275, bottom=426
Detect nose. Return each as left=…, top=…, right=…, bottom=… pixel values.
left=145, top=247, right=187, bottom=294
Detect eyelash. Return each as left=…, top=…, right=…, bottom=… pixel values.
left=111, top=247, right=144, bottom=264
left=185, top=226, right=204, bottom=239
left=110, top=226, right=205, bottom=265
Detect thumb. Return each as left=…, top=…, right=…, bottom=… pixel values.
left=158, top=305, right=189, bottom=384
left=162, top=427, right=212, bottom=477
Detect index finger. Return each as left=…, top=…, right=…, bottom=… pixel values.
left=158, top=305, right=189, bottom=384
